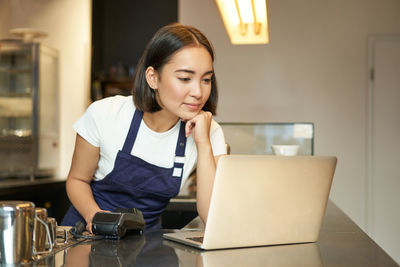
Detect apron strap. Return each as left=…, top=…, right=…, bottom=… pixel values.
left=122, top=109, right=187, bottom=178
left=172, top=121, right=187, bottom=177
left=122, top=109, right=143, bottom=153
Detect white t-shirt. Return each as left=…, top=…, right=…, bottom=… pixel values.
left=73, top=95, right=227, bottom=189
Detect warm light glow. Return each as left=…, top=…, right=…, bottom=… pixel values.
left=216, top=0, right=269, bottom=44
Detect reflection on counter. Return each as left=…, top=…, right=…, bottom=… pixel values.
left=33, top=226, right=86, bottom=263
left=62, top=233, right=152, bottom=267
left=32, top=230, right=324, bottom=267
left=167, top=240, right=322, bottom=267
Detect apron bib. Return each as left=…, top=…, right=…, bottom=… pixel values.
left=62, top=109, right=187, bottom=229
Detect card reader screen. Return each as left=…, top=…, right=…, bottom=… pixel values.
left=94, top=213, right=120, bottom=223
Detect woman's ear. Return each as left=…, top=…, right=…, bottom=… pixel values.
left=145, top=66, right=159, bottom=90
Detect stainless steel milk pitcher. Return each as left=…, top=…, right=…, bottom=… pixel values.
left=46, top=217, right=57, bottom=249
left=0, top=201, right=53, bottom=264
left=34, top=207, right=51, bottom=252
left=0, top=201, right=35, bottom=264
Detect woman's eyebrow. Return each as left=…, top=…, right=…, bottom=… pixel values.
left=175, top=69, right=214, bottom=75
left=175, top=69, right=195, bottom=74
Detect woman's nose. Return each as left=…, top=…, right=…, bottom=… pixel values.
left=190, top=81, right=202, bottom=99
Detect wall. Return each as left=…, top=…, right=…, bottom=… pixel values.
left=179, top=0, right=400, bottom=263
left=0, top=0, right=11, bottom=35
left=0, top=0, right=92, bottom=178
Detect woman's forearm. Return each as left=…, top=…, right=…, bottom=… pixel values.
left=195, top=143, right=216, bottom=224
left=66, top=134, right=102, bottom=229
left=66, top=176, right=101, bottom=225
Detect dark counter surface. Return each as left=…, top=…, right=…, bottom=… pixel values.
left=0, top=177, right=65, bottom=188
left=0, top=177, right=70, bottom=223
left=27, top=200, right=398, bottom=267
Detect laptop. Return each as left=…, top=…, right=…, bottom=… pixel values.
left=163, top=155, right=337, bottom=250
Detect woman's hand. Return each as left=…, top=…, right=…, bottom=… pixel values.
left=85, top=209, right=110, bottom=233
left=185, top=111, right=212, bottom=145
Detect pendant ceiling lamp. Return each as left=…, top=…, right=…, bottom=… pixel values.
left=216, top=0, right=269, bottom=44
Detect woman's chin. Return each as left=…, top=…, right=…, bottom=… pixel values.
left=180, top=111, right=200, bottom=121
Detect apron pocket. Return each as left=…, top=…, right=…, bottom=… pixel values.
left=135, top=172, right=181, bottom=198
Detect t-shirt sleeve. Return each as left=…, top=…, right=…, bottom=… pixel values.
left=73, top=102, right=101, bottom=147
left=210, top=121, right=227, bottom=156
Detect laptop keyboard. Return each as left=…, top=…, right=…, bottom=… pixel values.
left=187, top=236, right=204, bottom=243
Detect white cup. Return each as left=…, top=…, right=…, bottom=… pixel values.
left=272, top=145, right=300, bottom=156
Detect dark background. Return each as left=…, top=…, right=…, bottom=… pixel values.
left=91, top=0, right=178, bottom=100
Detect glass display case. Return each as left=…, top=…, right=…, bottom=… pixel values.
left=220, top=123, right=314, bottom=155
left=0, top=39, right=59, bottom=178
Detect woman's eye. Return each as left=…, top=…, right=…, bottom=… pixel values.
left=202, top=78, right=212, bottom=84
left=178, top=77, right=191, bottom=82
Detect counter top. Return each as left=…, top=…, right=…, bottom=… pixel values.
left=27, top=200, right=398, bottom=267
left=0, top=177, right=65, bottom=189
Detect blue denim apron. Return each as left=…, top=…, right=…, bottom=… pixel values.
left=62, top=109, right=187, bottom=229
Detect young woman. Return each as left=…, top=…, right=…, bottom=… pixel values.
left=61, top=23, right=226, bottom=230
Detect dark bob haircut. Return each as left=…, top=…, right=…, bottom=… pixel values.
left=132, top=23, right=218, bottom=115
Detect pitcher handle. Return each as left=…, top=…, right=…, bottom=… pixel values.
left=33, top=216, right=53, bottom=254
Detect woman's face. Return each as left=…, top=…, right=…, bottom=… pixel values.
left=148, top=45, right=213, bottom=121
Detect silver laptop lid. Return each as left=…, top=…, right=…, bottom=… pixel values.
left=202, top=155, right=337, bottom=249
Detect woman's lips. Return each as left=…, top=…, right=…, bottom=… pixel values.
left=184, top=103, right=201, bottom=111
